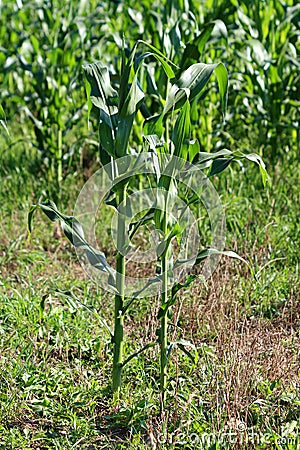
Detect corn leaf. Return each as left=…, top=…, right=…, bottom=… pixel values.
left=164, top=62, right=228, bottom=115
left=83, top=62, right=118, bottom=112
left=28, top=201, right=116, bottom=285
left=172, top=99, right=191, bottom=159
left=83, top=62, right=118, bottom=157
left=116, top=73, right=145, bottom=156
left=173, top=247, right=253, bottom=277
left=241, top=152, right=270, bottom=187
left=214, top=63, right=228, bottom=116
left=209, top=157, right=234, bottom=176
left=137, top=40, right=177, bottom=78
left=180, top=23, right=215, bottom=70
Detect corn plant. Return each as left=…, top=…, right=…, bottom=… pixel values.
left=227, top=0, right=299, bottom=159
left=0, top=0, right=103, bottom=193
left=29, top=40, right=174, bottom=401
left=29, top=39, right=267, bottom=409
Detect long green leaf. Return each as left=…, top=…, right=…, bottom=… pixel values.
left=137, top=40, right=177, bottom=78
left=242, top=152, right=270, bottom=187
left=180, top=23, right=215, bottom=70
left=173, top=247, right=253, bottom=277
left=83, top=62, right=118, bottom=157
left=172, top=99, right=191, bottom=159
left=116, top=73, right=145, bottom=157
left=28, top=201, right=116, bottom=285
left=214, top=63, right=228, bottom=116
left=83, top=62, right=118, bottom=112
left=209, top=157, right=234, bottom=176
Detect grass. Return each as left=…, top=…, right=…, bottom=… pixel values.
left=0, top=137, right=299, bottom=449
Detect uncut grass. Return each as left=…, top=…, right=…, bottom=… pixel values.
left=1, top=234, right=297, bottom=436
left=123, top=258, right=299, bottom=442
left=1, top=154, right=299, bottom=448
left=1, top=242, right=299, bottom=448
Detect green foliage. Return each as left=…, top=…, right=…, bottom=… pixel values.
left=1, top=1, right=102, bottom=191
left=1, top=0, right=299, bottom=446
left=28, top=35, right=268, bottom=412
left=1, top=0, right=298, bottom=189
left=227, top=0, right=299, bottom=159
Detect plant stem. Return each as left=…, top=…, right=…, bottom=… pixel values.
left=160, top=253, right=168, bottom=411
left=57, top=126, right=63, bottom=191
left=160, top=193, right=169, bottom=412
left=112, top=184, right=127, bottom=401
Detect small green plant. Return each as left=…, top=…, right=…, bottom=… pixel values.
left=29, top=40, right=267, bottom=410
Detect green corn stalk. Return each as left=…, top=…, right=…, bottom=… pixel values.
left=28, top=38, right=268, bottom=409
left=28, top=40, right=174, bottom=401
left=112, top=187, right=127, bottom=398
left=144, top=60, right=230, bottom=409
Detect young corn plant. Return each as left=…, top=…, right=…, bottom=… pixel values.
left=29, top=40, right=268, bottom=409
left=29, top=40, right=176, bottom=402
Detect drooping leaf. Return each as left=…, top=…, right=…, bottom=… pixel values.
left=242, top=152, right=270, bottom=187
left=209, top=157, right=234, bottom=176
left=137, top=40, right=177, bottom=78
left=194, top=248, right=250, bottom=268
left=29, top=201, right=116, bottom=285
left=189, top=148, right=233, bottom=170
left=83, top=62, right=118, bottom=112
left=173, top=247, right=253, bottom=276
